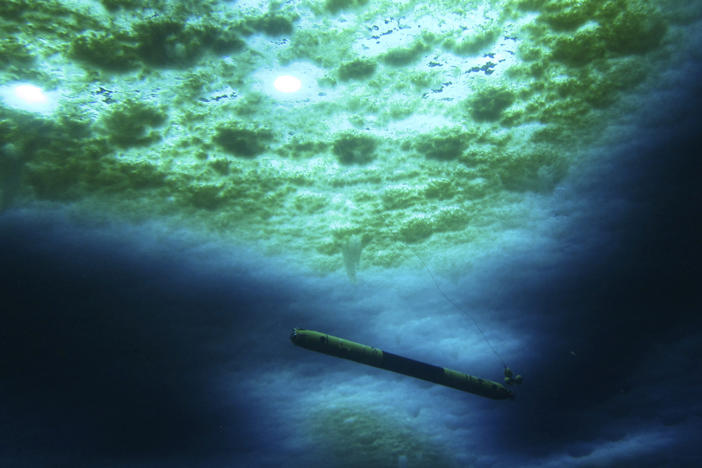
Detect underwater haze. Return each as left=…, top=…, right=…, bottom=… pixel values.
left=2, top=0, right=702, bottom=467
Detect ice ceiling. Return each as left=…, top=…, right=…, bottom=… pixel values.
left=1, top=0, right=697, bottom=276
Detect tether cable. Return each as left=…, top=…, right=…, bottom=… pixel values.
left=409, top=248, right=508, bottom=370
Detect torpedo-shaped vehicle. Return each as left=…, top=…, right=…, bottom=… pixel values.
left=290, top=328, right=520, bottom=400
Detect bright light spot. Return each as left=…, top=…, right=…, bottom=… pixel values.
left=14, top=84, right=48, bottom=104
left=0, top=82, right=59, bottom=115
left=273, top=75, right=301, bottom=93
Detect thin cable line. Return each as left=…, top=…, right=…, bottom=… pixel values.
left=410, top=249, right=508, bottom=369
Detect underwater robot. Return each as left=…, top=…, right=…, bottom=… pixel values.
left=290, top=328, right=516, bottom=400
